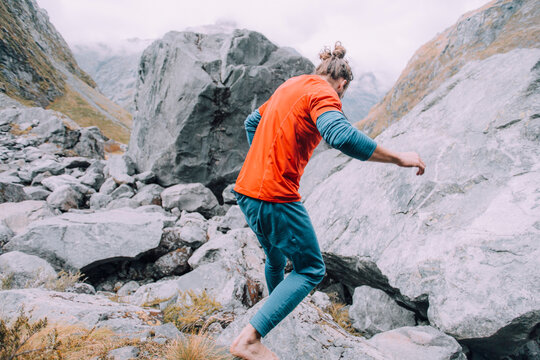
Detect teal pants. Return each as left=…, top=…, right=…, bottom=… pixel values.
left=234, top=191, right=326, bottom=337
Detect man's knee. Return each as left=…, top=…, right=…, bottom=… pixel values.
left=307, top=261, right=325, bottom=285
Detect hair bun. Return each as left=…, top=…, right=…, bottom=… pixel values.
left=319, top=47, right=332, bottom=61
left=332, top=41, right=346, bottom=59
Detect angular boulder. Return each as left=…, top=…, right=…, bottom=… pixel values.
left=0, top=251, right=56, bottom=289
left=128, top=29, right=314, bottom=196
left=0, top=181, right=27, bottom=203
left=161, top=183, right=220, bottom=218
left=4, top=208, right=175, bottom=271
left=303, top=49, right=540, bottom=358
left=0, top=200, right=55, bottom=234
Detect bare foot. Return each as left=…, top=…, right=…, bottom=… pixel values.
left=230, top=324, right=279, bottom=360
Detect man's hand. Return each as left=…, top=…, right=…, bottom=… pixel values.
left=396, top=152, right=426, bottom=176
left=368, top=145, right=426, bottom=175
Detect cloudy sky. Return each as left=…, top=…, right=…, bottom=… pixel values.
left=36, top=0, right=488, bottom=86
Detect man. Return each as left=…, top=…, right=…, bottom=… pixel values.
left=230, top=42, right=425, bottom=360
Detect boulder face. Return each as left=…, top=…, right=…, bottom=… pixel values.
left=128, top=29, right=314, bottom=195
left=303, top=48, right=540, bottom=358
left=357, top=0, right=540, bottom=137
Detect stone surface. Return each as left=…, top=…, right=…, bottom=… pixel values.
left=153, top=247, right=193, bottom=277
left=4, top=208, right=174, bottom=271
left=110, top=184, right=135, bottom=199
left=0, top=200, right=55, bottom=234
left=0, top=289, right=161, bottom=336
left=349, top=286, right=416, bottom=337
left=368, top=326, right=467, bottom=360
left=107, top=346, right=140, bottom=360
left=0, top=181, right=27, bottom=203
left=0, top=251, right=56, bottom=289
left=106, top=154, right=136, bottom=179
left=0, top=224, right=14, bottom=249
left=131, top=183, right=163, bottom=206
left=79, top=160, right=106, bottom=190
left=23, top=186, right=51, bottom=200
left=310, top=291, right=332, bottom=311
left=41, top=174, right=92, bottom=194
left=65, top=282, right=96, bottom=295
left=89, top=192, right=113, bottom=210
left=125, top=261, right=257, bottom=310
left=161, top=183, right=220, bottom=217
left=218, top=300, right=386, bottom=360
left=99, top=177, right=117, bottom=194
left=222, top=184, right=237, bottom=204
left=117, top=281, right=140, bottom=297
left=128, top=29, right=314, bottom=196
left=303, top=49, right=540, bottom=358
left=46, top=184, right=84, bottom=211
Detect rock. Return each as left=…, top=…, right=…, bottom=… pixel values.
left=72, top=127, right=106, bottom=159
left=65, top=282, right=96, bottom=295
left=160, top=225, right=207, bottom=251
left=0, top=289, right=161, bottom=336
left=62, top=157, right=92, bottom=169
left=117, top=281, right=140, bottom=297
left=41, top=174, right=92, bottom=194
left=89, top=192, right=113, bottom=210
left=80, top=160, right=106, bottom=190
left=110, top=184, right=135, bottom=199
left=23, top=186, right=51, bottom=200
left=303, top=49, right=540, bottom=357
left=153, top=247, right=193, bottom=277
left=213, top=205, right=247, bottom=231
left=161, top=183, right=220, bottom=218
left=131, top=184, right=163, bottom=206
left=142, top=322, right=183, bottom=341
left=99, top=177, right=117, bottom=194
left=4, top=208, right=174, bottom=271
left=106, top=198, right=139, bottom=209
left=106, top=154, right=136, bottom=179
left=113, top=174, right=135, bottom=185
left=125, top=261, right=257, bottom=310
left=299, top=149, right=351, bottom=200
left=0, top=181, right=28, bottom=204
left=0, top=224, right=14, bottom=249
left=310, top=291, right=332, bottom=311
left=349, top=286, right=416, bottom=337
left=217, top=300, right=386, bottom=360
left=134, top=171, right=156, bottom=184
left=0, top=251, right=56, bottom=289
left=368, top=326, right=467, bottom=360
left=26, top=158, right=65, bottom=178
left=0, top=200, right=55, bottom=234
left=222, top=184, right=237, bottom=204
left=46, top=185, right=84, bottom=211
left=107, top=346, right=139, bottom=360
left=128, top=29, right=314, bottom=195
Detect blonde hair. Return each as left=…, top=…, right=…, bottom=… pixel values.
left=315, top=41, right=353, bottom=86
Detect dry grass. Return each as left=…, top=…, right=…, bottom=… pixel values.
left=165, top=332, right=234, bottom=360
left=44, top=270, right=83, bottom=292
left=48, top=85, right=131, bottom=144
left=163, top=290, right=223, bottom=333
left=326, top=302, right=360, bottom=336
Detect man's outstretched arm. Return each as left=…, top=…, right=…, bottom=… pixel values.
left=317, top=111, right=425, bottom=175
left=244, top=109, right=261, bottom=146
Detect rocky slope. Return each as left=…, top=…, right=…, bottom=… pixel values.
left=356, top=0, right=540, bottom=137
left=302, top=47, right=540, bottom=359
left=72, top=39, right=154, bottom=113
left=0, top=0, right=132, bottom=143
left=342, top=72, right=387, bottom=123
left=128, top=29, right=315, bottom=197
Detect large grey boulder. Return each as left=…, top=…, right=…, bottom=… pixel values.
left=218, top=300, right=466, bottom=360
left=4, top=208, right=175, bottom=271
left=0, top=289, right=161, bottom=336
left=46, top=184, right=84, bottom=211
left=369, top=326, right=467, bottom=360
left=0, top=181, right=27, bottom=203
left=302, top=49, right=540, bottom=358
left=161, top=183, right=220, bottom=218
left=0, top=251, right=56, bottom=289
left=0, top=200, right=55, bottom=234
left=128, top=29, right=314, bottom=196
left=349, top=286, right=416, bottom=337
left=131, top=183, right=163, bottom=206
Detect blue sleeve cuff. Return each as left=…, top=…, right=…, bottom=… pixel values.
left=244, top=109, right=262, bottom=146
left=316, top=111, right=377, bottom=161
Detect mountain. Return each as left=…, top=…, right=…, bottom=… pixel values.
left=342, top=72, right=387, bottom=123
left=72, top=39, right=154, bottom=113
left=356, top=0, right=540, bottom=137
left=0, top=0, right=132, bottom=143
